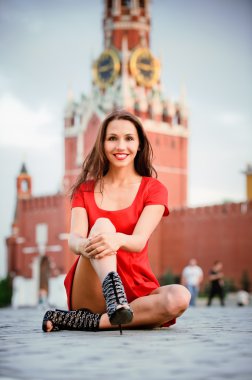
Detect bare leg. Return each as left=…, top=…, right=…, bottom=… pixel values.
left=71, top=217, right=124, bottom=312
left=45, top=218, right=129, bottom=332
left=45, top=284, right=190, bottom=332
left=71, top=217, right=133, bottom=333
left=99, top=284, right=191, bottom=329
left=89, top=218, right=117, bottom=282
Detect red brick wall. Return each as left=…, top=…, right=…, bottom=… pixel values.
left=149, top=201, right=252, bottom=288
left=65, top=137, right=77, bottom=172
left=84, top=114, right=101, bottom=156
left=64, top=136, right=78, bottom=188
left=147, top=131, right=188, bottom=208
left=7, top=194, right=252, bottom=289
left=112, top=28, right=150, bottom=51
left=7, top=195, right=76, bottom=279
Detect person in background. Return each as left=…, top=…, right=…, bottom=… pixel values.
left=181, top=258, right=204, bottom=306
left=42, top=109, right=190, bottom=333
left=207, top=261, right=225, bottom=306
left=236, top=288, right=250, bottom=306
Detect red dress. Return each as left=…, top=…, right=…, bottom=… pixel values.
left=64, top=176, right=176, bottom=327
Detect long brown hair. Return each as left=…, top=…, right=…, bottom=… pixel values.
left=70, top=109, right=157, bottom=198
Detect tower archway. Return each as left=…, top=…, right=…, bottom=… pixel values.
left=39, top=256, right=50, bottom=304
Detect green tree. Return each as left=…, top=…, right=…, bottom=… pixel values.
left=159, top=269, right=180, bottom=286
left=0, top=276, right=13, bottom=307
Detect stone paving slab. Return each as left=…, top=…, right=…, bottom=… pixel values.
left=0, top=306, right=252, bottom=380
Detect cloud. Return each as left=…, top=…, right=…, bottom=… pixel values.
left=0, top=93, right=60, bottom=149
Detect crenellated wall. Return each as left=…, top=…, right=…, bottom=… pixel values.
left=149, top=201, right=252, bottom=288
left=20, top=194, right=63, bottom=211
left=6, top=194, right=76, bottom=279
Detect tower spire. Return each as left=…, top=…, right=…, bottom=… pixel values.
left=17, top=162, right=32, bottom=200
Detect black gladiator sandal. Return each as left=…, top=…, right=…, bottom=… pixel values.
left=42, top=308, right=101, bottom=332
left=102, top=271, right=133, bottom=334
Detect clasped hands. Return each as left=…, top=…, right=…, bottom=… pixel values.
left=79, top=233, right=120, bottom=260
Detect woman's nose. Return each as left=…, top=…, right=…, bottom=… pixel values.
left=116, top=139, right=126, bottom=150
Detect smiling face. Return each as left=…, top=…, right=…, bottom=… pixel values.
left=104, top=119, right=140, bottom=170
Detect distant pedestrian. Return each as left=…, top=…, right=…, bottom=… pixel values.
left=181, top=259, right=203, bottom=306
left=236, top=288, right=250, bottom=306
left=207, top=261, right=225, bottom=306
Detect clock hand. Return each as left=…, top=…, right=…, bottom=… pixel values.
left=137, top=62, right=153, bottom=70
left=99, top=64, right=114, bottom=72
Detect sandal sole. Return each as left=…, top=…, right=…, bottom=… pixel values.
left=110, top=308, right=133, bottom=325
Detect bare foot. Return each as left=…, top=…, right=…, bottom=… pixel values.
left=46, top=320, right=53, bottom=332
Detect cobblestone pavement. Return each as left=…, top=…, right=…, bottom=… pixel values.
left=0, top=304, right=251, bottom=380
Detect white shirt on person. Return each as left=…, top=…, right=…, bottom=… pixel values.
left=237, top=290, right=250, bottom=305
left=182, top=265, right=203, bottom=286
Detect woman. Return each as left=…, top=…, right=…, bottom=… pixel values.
left=42, top=110, right=190, bottom=333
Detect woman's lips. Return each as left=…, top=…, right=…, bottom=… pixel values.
left=113, top=153, right=129, bottom=160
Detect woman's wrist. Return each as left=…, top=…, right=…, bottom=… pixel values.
left=116, top=232, right=126, bottom=249
left=77, top=238, right=87, bottom=256
left=75, top=241, right=80, bottom=255
left=69, top=235, right=88, bottom=256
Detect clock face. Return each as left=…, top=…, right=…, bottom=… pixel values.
left=129, top=48, right=160, bottom=87
left=93, top=49, right=120, bottom=89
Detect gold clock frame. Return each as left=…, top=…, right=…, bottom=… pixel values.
left=129, top=48, right=160, bottom=87
left=93, top=49, right=121, bottom=89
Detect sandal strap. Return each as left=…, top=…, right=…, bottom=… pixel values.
left=102, top=271, right=131, bottom=320
left=42, top=308, right=101, bottom=332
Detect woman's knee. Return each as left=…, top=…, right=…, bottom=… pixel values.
left=90, top=218, right=116, bottom=235
left=164, top=285, right=191, bottom=317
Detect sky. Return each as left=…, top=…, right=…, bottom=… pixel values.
left=0, top=0, right=252, bottom=278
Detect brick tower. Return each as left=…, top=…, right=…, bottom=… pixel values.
left=63, top=0, right=189, bottom=208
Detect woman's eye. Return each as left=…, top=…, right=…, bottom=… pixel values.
left=107, top=135, right=134, bottom=141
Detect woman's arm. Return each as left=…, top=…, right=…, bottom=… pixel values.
left=68, top=207, right=90, bottom=256
left=117, top=204, right=165, bottom=251
left=209, top=272, right=223, bottom=281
